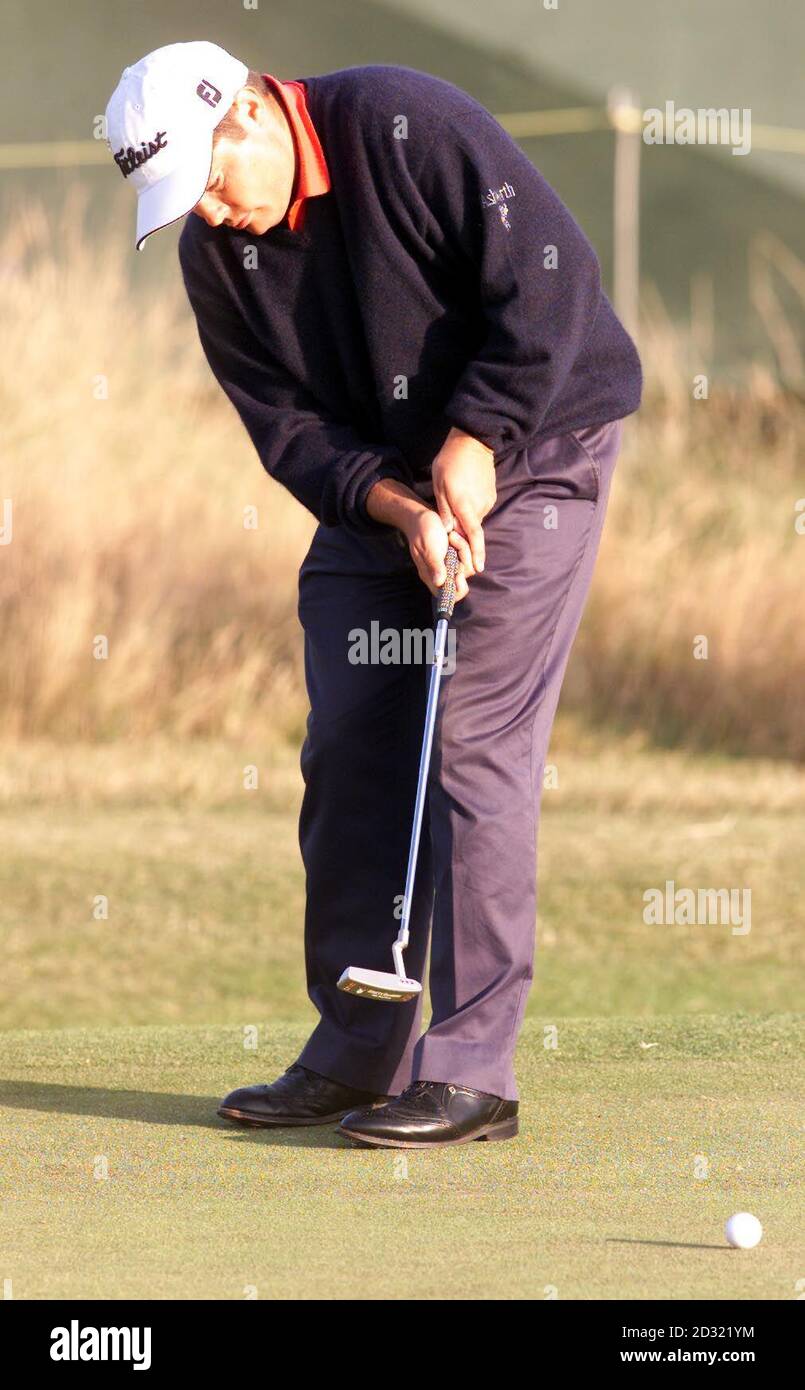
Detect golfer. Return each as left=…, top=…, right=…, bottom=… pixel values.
left=105, top=42, right=641, bottom=1148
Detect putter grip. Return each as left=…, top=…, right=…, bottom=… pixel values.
left=437, top=546, right=459, bottom=619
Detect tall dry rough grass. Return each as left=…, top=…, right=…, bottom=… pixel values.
left=579, top=287, right=805, bottom=759
left=2, top=196, right=804, bottom=755
left=1, top=194, right=314, bottom=741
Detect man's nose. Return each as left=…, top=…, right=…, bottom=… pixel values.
left=194, top=193, right=227, bottom=227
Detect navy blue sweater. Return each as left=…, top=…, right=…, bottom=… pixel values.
left=179, top=65, right=642, bottom=534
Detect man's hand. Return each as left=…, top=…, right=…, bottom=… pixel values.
left=432, top=427, right=496, bottom=574
left=364, top=477, right=470, bottom=602
left=402, top=509, right=469, bottom=602
left=365, top=424, right=499, bottom=601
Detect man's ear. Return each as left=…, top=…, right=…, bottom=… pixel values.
left=235, top=87, right=265, bottom=130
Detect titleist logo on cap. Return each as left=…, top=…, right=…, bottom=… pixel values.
left=113, top=130, right=168, bottom=178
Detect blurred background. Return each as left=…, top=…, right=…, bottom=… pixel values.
left=2, top=0, right=803, bottom=1031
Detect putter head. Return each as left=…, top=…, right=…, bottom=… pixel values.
left=337, top=966, right=422, bottom=1003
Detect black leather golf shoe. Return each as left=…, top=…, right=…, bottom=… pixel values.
left=218, top=1064, right=385, bottom=1127
left=338, top=1080, right=519, bottom=1148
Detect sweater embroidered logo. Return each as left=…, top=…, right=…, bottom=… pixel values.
left=482, top=181, right=515, bottom=231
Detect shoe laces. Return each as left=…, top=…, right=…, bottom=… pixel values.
left=401, top=1080, right=431, bottom=1097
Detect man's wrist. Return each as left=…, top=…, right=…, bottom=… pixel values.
left=365, top=477, right=430, bottom=537
left=446, top=425, right=495, bottom=460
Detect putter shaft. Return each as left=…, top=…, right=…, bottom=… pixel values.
left=337, top=548, right=459, bottom=1000
left=392, top=549, right=458, bottom=980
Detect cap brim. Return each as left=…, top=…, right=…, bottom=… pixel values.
left=135, top=138, right=214, bottom=250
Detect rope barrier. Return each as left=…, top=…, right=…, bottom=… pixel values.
left=1, top=110, right=804, bottom=169
left=0, top=140, right=110, bottom=170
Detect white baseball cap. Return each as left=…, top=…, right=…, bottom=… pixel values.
left=105, top=41, right=249, bottom=250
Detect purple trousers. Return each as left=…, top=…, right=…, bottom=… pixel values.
left=296, top=418, right=623, bottom=1100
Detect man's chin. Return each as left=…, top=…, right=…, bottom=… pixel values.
left=228, top=212, right=271, bottom=234
left=240, top=209, right=278, bottom=233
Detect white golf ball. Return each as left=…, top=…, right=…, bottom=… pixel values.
left=725, top=1212, right=763, bottom=1249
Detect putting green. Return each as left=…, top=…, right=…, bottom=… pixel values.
left=1, top=1015, right=800, bottom=1300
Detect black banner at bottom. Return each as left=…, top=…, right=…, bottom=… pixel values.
left=2, top=1298, right=798, bottom=1375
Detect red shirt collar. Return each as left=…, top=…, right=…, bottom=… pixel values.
left=262, top=73, right=331, bottom=231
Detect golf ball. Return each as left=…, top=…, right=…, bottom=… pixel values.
left=725, top=1212, right=763, bottom=1249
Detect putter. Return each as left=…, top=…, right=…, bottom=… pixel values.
left=337, top=545, right=459, bottom=1002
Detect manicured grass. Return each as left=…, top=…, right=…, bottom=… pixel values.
left=1, top=731, right=802, bottom=1027
left=1, top=736, right=801, bottom=1297
left=0, top=1016, right=800, bottom=1300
